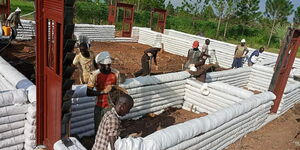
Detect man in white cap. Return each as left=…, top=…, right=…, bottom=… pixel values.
left=87, top=51, right=120, bottom=132
left=6, top=7, right=23, bottom=29
left=134, top=42, right=162, bottom=77
left=232, top=39, right=249, bottom=68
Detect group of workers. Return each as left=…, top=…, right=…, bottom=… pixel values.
left=232, top=39, right=265, bottom=68
left=72, top=35, right=265, bottom=150
left=72, top=35, right=164, bottom=150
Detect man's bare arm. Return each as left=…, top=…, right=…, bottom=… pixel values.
left=109, top=136, right=117, bottom=150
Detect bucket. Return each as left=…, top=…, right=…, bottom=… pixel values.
left=2, top=26, right=11, bottom=36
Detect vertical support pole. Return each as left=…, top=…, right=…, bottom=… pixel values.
left=35, top=0, right=44, bottom=145
left=269, top=28, right=300, bottom=113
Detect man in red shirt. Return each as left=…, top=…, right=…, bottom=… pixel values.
left=87, top=51, right=120, bottom=132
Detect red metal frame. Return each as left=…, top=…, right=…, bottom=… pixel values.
left=36, top=0, right=64, bottom=149
left=150, top=8, right=167, bottom=33
left=0, top=0, right=10, bottom=20
left=269, top=28, right=300, bottom=113
left=108, top=3, right=134, bottom=37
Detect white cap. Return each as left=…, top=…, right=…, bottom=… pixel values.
left=153, top=42, right=162, bottom=48
left=95, top=51, right=112, bottom=64
left=15, top=7, right=21, bottom=12
left=241, top=39, right=246, bottom=43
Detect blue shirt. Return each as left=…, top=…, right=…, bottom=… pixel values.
left=248, top=50, right=260, bottom=64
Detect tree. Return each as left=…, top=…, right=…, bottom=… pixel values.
left=202, top=5, right=216, bottom=20
left=223, top=0, right=237, bottom=38
left=211, top=0, right=226, bottom=38
left=166, top=1, right=175, bottom=16
left=294, top=6, right=300, bottom=26
left=181, top=0, right=209, bottom=28
left=265, top=0, right=293, bottom=48
left=236, top=0, right=261, bottom=35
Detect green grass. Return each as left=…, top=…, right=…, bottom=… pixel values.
left=10, top=0, right=35, bottom=20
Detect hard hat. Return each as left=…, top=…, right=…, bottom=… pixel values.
left=190, top=66, right=197, bottom=72
left=192, top=41, right=199, bottom=48
left=95, top=51, right=112, bottom=64
left=15, top=7, right=21, bottom=12
left=153, top=42, right=162, bottom=48
left=241, top=39, right=246, bottom=43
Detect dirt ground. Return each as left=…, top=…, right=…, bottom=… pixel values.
left=1, top=40, right=35, bottom=81
left=79, top=108, right=208, bottom=149
left=89, top=41, right=186, bottom=78
left=227, top=104, right=300, bottom=150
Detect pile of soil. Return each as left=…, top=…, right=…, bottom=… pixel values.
left=79, top=108, right=207, bottom=149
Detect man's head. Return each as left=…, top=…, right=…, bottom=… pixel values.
left=15, top=7, right=21, bottom=15
left=241, top=39, right=246, bottom=46
left=115, top=94, right=134, bottom=116
left=259, top=47, right=265, bottom=53
left=95, top=51, right=112, bottom=74
left=79, top=43, right=90, bottom=58
left=192, top=41, right=199, bottom=49
left=205, top=39, right=210, bottom=45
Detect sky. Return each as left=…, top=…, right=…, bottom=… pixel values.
left=165, top=0, right=300, bottom=22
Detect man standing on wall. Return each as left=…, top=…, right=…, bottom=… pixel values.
left=232, top=39, right=249, bottom=68
left=134, top=42, right=162, bottom=77
left=184, top=40, right=210, bottom=71
left=87, top=51, right=120, bottom=132
left=248, top=47, right=265, bottom=66
left=73, top=42, right=96, bottom=84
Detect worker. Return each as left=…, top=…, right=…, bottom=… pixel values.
left=92, top=94, right=134, bottom=150
left=184, top=41, right=210, bottom=70
left=6, top=7, right=23, bottom=30
left=73, top=42, right=96, bottom=84
left=248, top=47, right=264, bottom=66
left=134, top=42, right=161, bottom=77
left=232, top=39, right=249, bottom=68
left=87, top=51, right=119, bottom=133
left=201, top=39, right=210, bottom=58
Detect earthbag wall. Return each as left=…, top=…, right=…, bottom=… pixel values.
left=70, top=85, right=96, bottom=138
left=0, top=56, right=36, bottom=150
left=164, top=29, right=300, bottom=75
left=113, top=92, right=275, bottom=150
left=205, top=67, right=251, bottom=88
left=120, top=71, right=190, bottom=120
left=183, top=79, right=253, bottom=114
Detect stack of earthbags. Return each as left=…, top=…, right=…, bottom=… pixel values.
left=70, top=85, right=96, bottom=138
left=120, top=71, right=190, bottom=120
left=24, top=104, right=37, bottom=150
left=16, top=20, right=36, bottom=40
left=0, top=89, right=29, bottom=150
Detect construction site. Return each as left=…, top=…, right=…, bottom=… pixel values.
left=0, top=0, right=300, bottom=150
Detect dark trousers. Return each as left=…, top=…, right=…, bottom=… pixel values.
left=232, top=58, right=243, bottom=68
left=134, top=54, right=150, bottom=77
left=94, top=106, right=111, bottom=133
